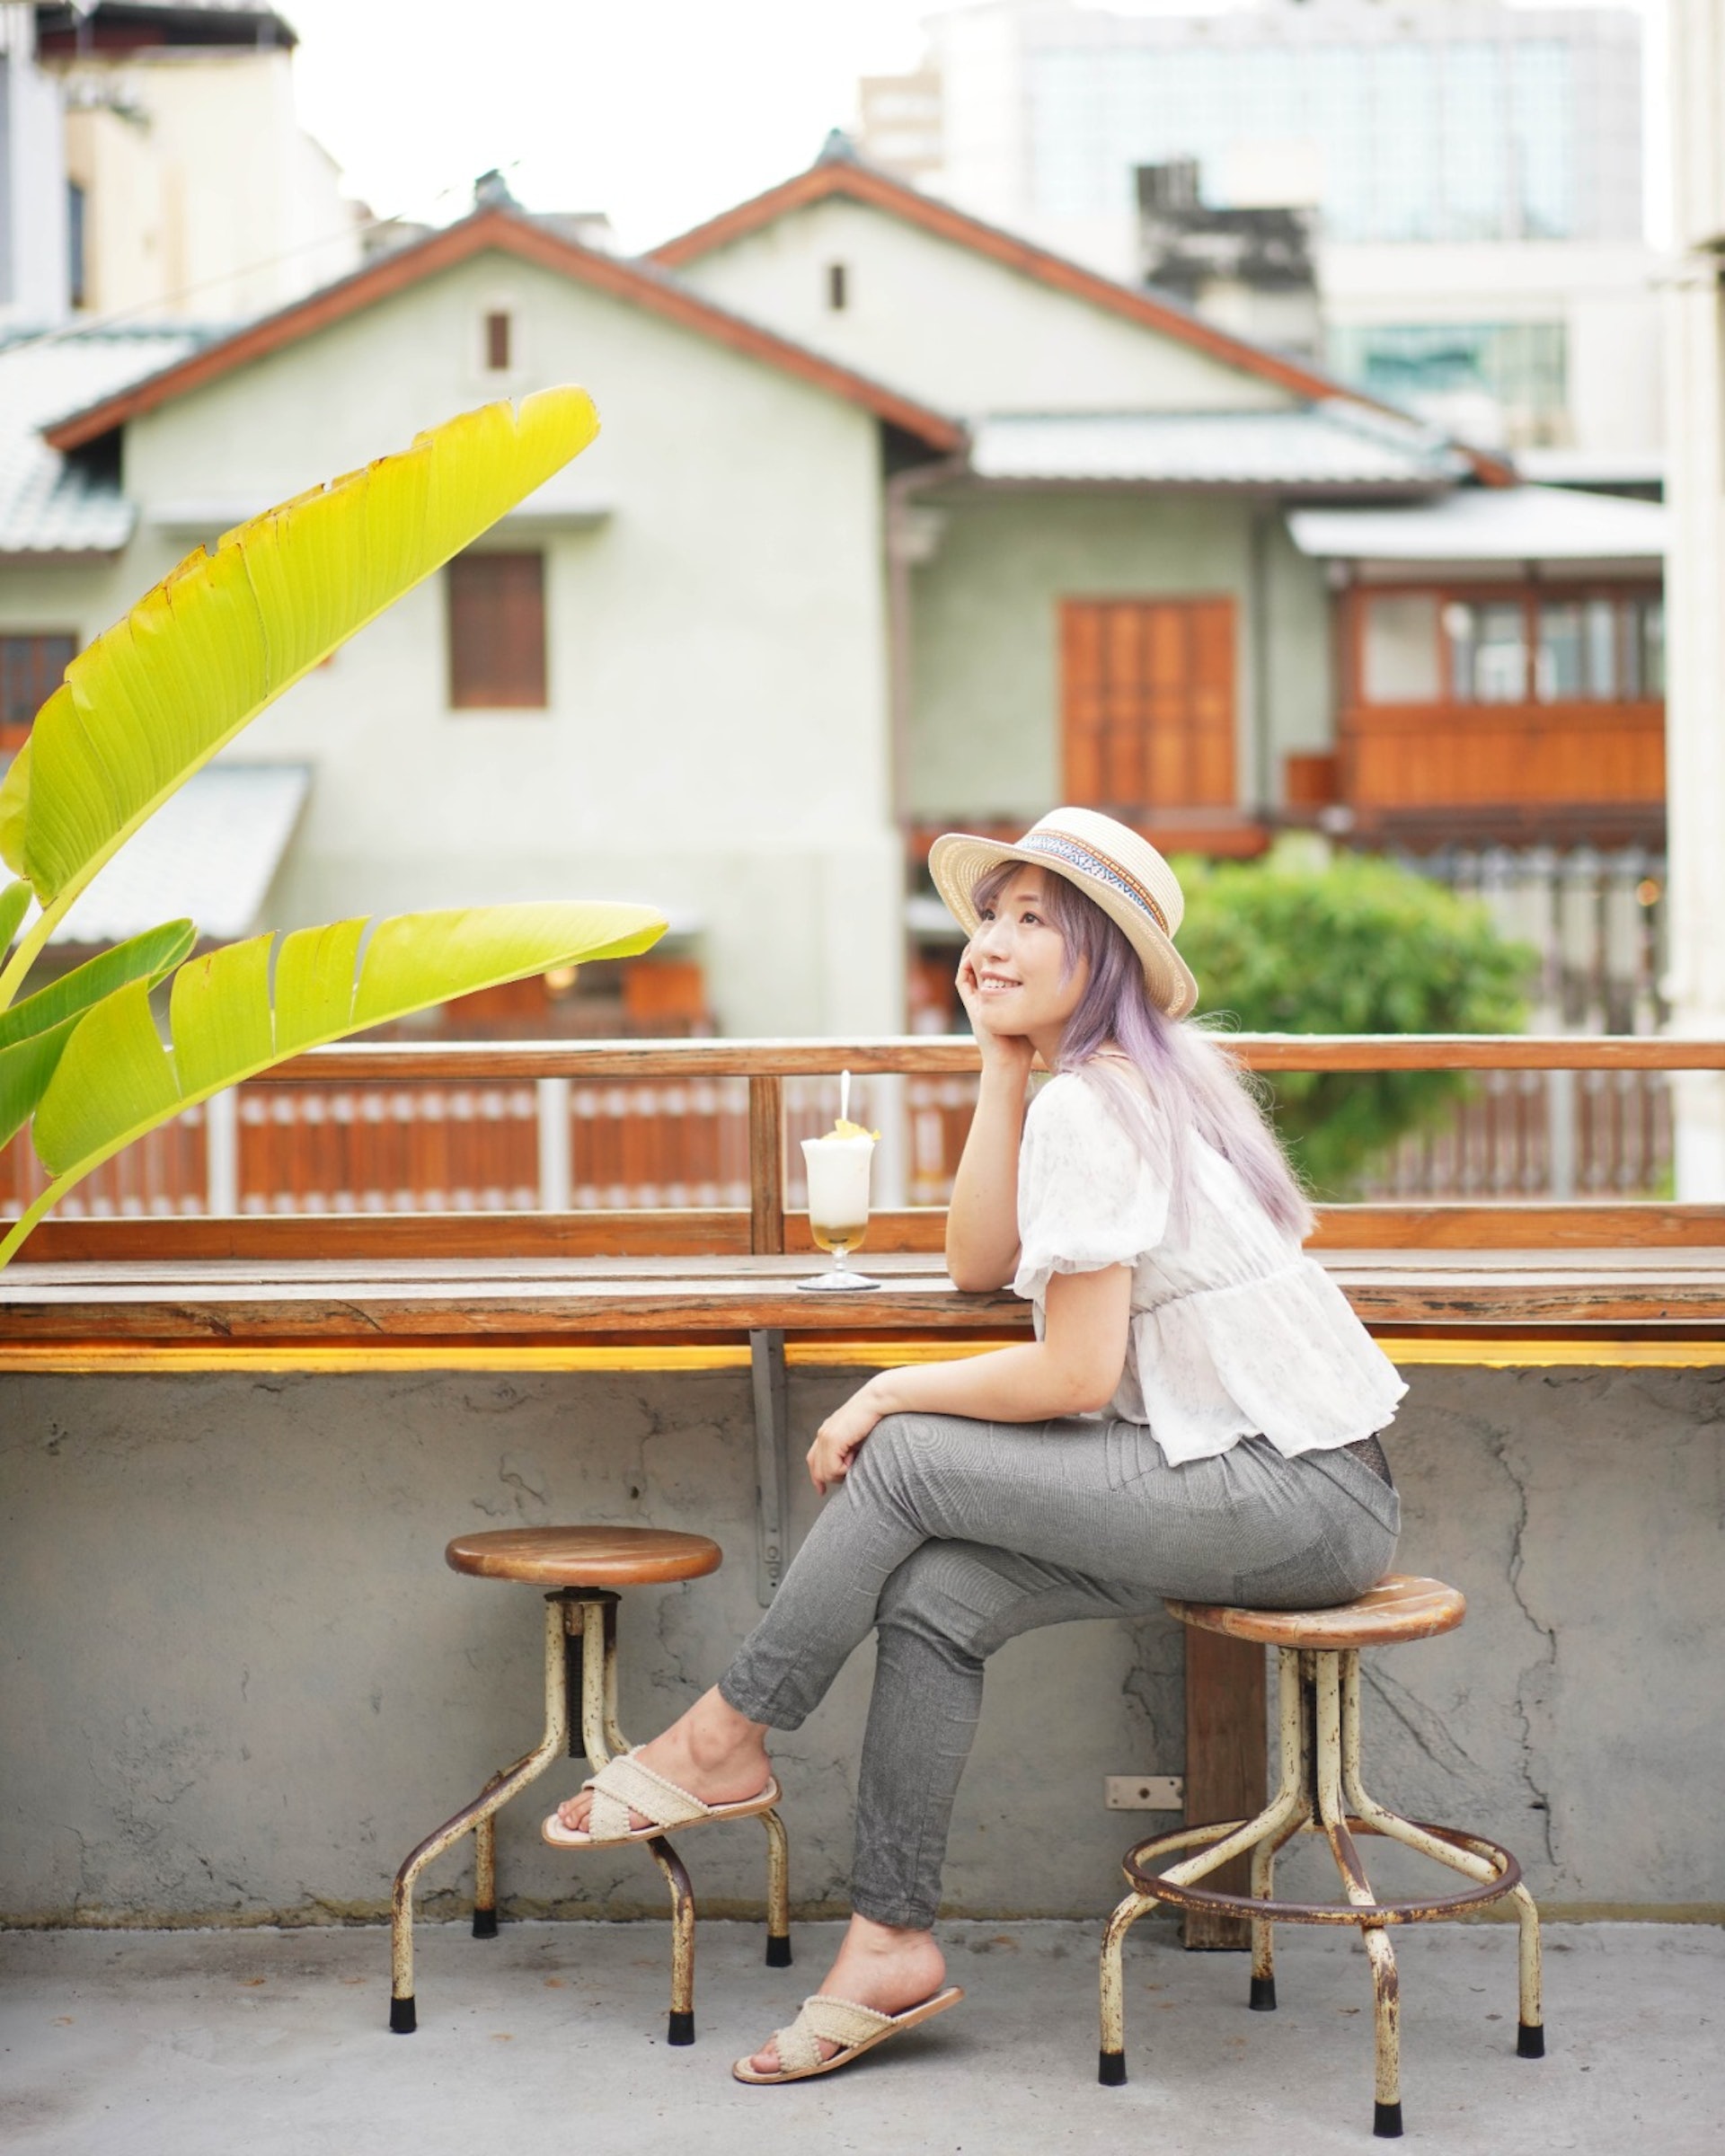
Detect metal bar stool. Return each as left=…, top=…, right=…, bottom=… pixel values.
left=1100, top=1575, right=1543, bottom=2138
left=389, top=1526, right=792, bottom=2045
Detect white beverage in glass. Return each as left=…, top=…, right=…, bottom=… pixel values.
left=799, top=1130, right=880, bottom=1291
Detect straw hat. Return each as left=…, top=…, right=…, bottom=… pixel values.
left=928, top=806, right=1199, bottom=1021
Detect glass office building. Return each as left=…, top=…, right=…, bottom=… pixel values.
left=1017, top=3, right=1638, bottom=245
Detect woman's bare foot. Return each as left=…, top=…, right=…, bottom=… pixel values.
left=748, top=1915, right=946, bottom=2074
left=553, top=1685, right=772, bottom=1835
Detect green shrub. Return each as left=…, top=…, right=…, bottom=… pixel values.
left=1176, top=841, right=1535, bottom=1196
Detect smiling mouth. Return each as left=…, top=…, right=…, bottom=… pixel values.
left=978, top=973, right=1021, bottom=994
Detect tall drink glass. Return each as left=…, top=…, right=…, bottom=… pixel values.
left=797, top=1131, right=880, bottom=1293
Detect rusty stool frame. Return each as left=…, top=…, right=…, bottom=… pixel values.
left=1101, top=1604, right=1543, bottom=2138
left=389, top=1586, right=792, bottom=2044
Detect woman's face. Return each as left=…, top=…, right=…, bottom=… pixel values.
left=967, top=866, right=1089, bottom=1051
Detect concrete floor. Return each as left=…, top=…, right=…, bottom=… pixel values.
left=1, top=1918, right=1719, bottom=2155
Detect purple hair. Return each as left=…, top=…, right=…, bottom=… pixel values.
left=973, top=861, right=1312, bottom=1242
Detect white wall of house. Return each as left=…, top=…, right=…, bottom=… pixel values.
left=672, top=194, right=1291, bottom=419
left=54, top=48, right=357, bottom=322
left=97, top=251, right=903, bottom=1037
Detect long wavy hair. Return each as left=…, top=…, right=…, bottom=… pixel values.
left=973, top=860, right=1312, bottom=1242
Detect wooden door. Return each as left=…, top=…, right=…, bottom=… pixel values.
left=1060, top=596, right=1236, bottom=812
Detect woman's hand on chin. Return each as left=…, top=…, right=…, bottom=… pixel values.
left=807, top=1379, right=887, bottom=1493
left=957, top=945, right=1034, bottom=1085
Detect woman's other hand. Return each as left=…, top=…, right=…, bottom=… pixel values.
left=807, top=1378, right=886, bottom=1493
left=956, top=941, right=1035, bottom=1086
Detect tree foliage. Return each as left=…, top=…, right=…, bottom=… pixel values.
left=1176, top=843, right=1534, bottom=1195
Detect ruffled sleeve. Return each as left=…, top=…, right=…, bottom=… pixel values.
left=1013, top=1072, right=1170, bottom=1303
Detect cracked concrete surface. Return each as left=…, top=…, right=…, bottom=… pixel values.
left=2, top=1365, right=1721, bottom=1927
left=2, top=1920, right=1720, bottom=2156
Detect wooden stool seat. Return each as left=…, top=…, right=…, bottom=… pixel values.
left=1165, top=1573, right=1466, bottom=1651
left=445, top=1526, right=723, bottom=1588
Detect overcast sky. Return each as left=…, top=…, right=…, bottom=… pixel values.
left=284, top=0, right=1663, bottom=255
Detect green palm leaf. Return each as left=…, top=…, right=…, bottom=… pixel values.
left=0, top=919, right=195, bottom=1147
left=0, top=899, right=663, bottom=1264
left=0, top=879, right=28, bottom=956
left=0, top=388, right=599, bottom=1005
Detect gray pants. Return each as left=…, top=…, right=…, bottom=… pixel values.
left=718, top=1410, right=1401, bottom=1930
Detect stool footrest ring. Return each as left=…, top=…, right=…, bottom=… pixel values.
left=1122, top=1816, right=1522, bottom=1926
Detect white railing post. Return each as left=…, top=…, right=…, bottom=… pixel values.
left=205, top=1088, right=239, bottom=1216
left=536, top=1076, right=571, bottom=1211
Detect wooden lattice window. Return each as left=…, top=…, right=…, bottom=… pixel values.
left=1060, top=597, right=1235, bottom=811
left=447, top=552, right=547, bottom=710
left=1, top=632, right=76, bottom=750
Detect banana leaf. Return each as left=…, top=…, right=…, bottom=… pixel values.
left=0, top=879, right=28, bottom=955
left=0, top=388, right=599, bottom=1004
left=0, top=898, right=663, bottom=1265
left=0, top=919, right=195, bottom=1148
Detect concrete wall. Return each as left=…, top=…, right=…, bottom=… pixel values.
left=2, top=1361, right=1719, bottom=1929
left=673, top=195, right=1289, bottom=420
left=907, top=487, right=1333, bottom=824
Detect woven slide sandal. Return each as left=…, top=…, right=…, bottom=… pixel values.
left=731, top=1987, right=965, bottom=2084
left=540, top=1749, right=782, bottom=1850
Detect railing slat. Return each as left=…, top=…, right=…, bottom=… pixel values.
left=748, top=1076, right=784, bottom=1255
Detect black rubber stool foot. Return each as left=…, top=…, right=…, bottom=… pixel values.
left=1249, top=1975, right=1277, bottom=2011
left=1374, top=2100, right=1403, bottom=2138
left=1099, top=2049, right=1127, bottom=2087
left=1518, top=2022, right=1545, bottom=2059
left=389, top=1995, right=417, bottom=2035
left=668, top=2009, right=695, bottom=2046
left=765, top=1932, right=792, bottom=1967
left=472, top=1908, right=499, bottom=1940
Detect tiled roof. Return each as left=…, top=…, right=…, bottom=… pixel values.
left=968, top=404, right=1467, bottom=490
left=0, top=326, right=213, bottom=557
left=1, top=762, right=311, bottom=946
left=1287, top=484, right=1667, bottom=562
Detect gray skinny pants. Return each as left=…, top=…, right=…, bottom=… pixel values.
left=717, top=1410, right=1401, bottom=1930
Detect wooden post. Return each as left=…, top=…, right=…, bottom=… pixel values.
left=748, top=1075, right=784, bottom=1255
left=1181, top=1627, right=1267, bottom=1949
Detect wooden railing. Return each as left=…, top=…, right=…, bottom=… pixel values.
left=9, top=1034, right=1725, bottom=1264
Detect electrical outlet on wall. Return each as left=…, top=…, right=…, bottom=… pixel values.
left=1104, top=1775, right=1183, bottom=1811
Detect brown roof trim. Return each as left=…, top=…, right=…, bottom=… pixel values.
left=652, top=162, right=1517, bottom=490
left=41, top=208, right=966, bottom=455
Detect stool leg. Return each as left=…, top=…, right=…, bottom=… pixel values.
left=1512, top=1883, right=1544, bottom=2057
left=1098, top=1888, right=1156, bottom=2085
left=1314, top=1653, right=1403, bottom=2136
left=584, top=1598, right=702, bottom=2045
left=1340, top=1655, right=1545, bottom=2062
left=647, top=1834, right=698, bottom=2044
left=761, top=1807, right=792, bottom=1966
left=390, top=1595, right=569, bottom=2032
left=1251, top=1649, right=1312, bottom=2012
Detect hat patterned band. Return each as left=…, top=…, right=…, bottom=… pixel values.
left=1020, top=832, right=1172, bottom=937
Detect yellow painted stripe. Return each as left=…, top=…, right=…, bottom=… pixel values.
left=2, top=1336, right=1722, bottom=1375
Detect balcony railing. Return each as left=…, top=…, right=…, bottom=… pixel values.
left=7, top=1034, right=1725, bottom=1264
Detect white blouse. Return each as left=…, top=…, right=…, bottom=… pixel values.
left=1012, top=1071, right=1407, bottom=1464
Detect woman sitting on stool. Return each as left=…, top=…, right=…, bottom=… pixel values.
left=543, top=807, right=1406, bottom=2085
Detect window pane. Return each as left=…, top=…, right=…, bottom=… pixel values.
left=1585, top=598, right=1617, bottom=698
left=1445, top=600, right=1526, bottom=702
left=1361, top=594, right=1439, bottom=702
left=447, top=552, right=547, bottom=709
left=1536, top=601, right=1584, bottom=700
left=0, top=633, right=76, bottom=729
left=1636, top=597, right=1664, bottom=696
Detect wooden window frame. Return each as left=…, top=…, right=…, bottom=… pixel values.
left=484, top=310, right=512, bottom=372
left=0, top=631, right=78, bottom=752
left=1347, top=578, right=1663, bottom=711
left=446, top=552, right=548, bottom=711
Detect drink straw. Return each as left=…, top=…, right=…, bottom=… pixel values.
left=840, top=1069, right=852, bottom=1125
